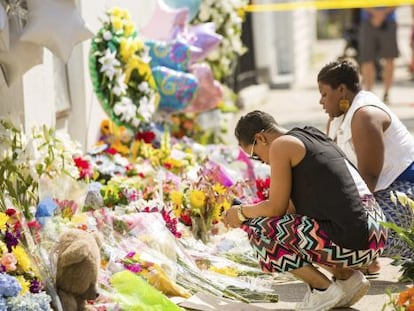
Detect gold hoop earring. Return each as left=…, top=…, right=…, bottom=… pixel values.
left=339, top=99, right=350, bottom=112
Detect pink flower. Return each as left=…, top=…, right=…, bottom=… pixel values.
left=1, top=253, right=17, bottom=272
left=125, top=263, right=142, bottom=273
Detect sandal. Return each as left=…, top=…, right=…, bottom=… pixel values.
left=357, top=260, right=381, bottom=276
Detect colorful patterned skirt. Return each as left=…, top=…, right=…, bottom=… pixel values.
left=244, top=197, right=387, bottom=273
left=374, top=180, right=414, bottom=259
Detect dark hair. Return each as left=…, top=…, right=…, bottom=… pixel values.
left=234, top=110, right=277, bottom=145
left=317, top=60, right=361, bottom=93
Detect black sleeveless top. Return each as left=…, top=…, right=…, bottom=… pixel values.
left=288, top=126, right=369, bottom=250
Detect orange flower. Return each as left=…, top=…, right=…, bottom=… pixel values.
left=1, top=253, right=17, bottom=272
left=397, top=286, right=414, bottom=307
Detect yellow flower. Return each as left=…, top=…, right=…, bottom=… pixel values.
left=124, top=55, right=152, bottom=83
left=123, top=10, right=131, bottom=21
left=111, top=16, right=123, bottom=32
left=124, top=22, right=136, bottom=37
left=171, top=191, right=183, bottom=206
left=170, top=191, right=183, bottom=217
left=109, top=7, right=123, bottom=19
left=209, top=266, right=239, bottom=277
left=0, top=213, right=9, bottom=231
left=111, top=140, right=130, bottom=156
left=120, top=38, right=138, bottom=62
left=210, top=204, right=222, bottom=222
left=12, top=245, right=31, bottom=273
left=71, top=213, right=88, bottom=225
left=16, top=275, right=30, bottom=294
left=130, top=140, right=142, bottom=160
left=189, top=190, right=206, bottom=210
left=135, top=38, right=144, bottom=51
left=222, top=200, right=231, bottom=212
left=0, top=241, right=7, bottom=255
left=213, top=183, right=226, bottom=195
left=164, top=157, right=184, bottom=169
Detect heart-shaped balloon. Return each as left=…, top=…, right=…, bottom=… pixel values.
left=145, top=39, right=199, bottom=72
left=184, top=63, right=222, bottom=113
left=152, top=66, right=198, bottom=112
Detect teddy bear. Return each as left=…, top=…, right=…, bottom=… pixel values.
left=55, top=229, right=103, bottom=311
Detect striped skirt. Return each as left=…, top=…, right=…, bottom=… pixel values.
left=244, top=198, right=387, bottom=273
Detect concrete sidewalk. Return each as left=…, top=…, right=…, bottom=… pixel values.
left=254, top=258, right=409, bottom=310
left=232, top=6, right=414, bottom=311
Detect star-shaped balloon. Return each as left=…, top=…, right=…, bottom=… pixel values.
left=176, top=22, right=222, bottom=63
left=140, top=0, right=188, bottom=41
left=20, top=0, right=93, bottom=62
left=0, top=3, right=9, bottom=51
left=0, top=24, right=43, bottom=86
left=163, top=0, right=201, bottom=22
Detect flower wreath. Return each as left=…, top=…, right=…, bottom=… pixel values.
left=89, top=7, right=159, bottom=130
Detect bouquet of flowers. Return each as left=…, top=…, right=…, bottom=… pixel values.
left=121, top=251, right=191, bottom=298
left=89, top=7, right=159, bottom=131
left=169, top=167, right=239, bottom=243
left=192, top=0, right=248, bottom=83
left=0, top=118, right=80, bottom=219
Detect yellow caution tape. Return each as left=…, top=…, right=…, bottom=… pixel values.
left=245, top=0, right=414, bottom=12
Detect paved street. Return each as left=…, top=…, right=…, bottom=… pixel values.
left=232, top=6, right=414, bottom=311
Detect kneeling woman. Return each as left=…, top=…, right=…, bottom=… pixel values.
left=224, top=110, right=387, bottom=311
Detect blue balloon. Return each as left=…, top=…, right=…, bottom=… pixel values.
left=152, top=66, right=198, bottom=112
left=163, top=0, right=201, bottom=21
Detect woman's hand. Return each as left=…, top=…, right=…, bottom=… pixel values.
left=223, top=206, right=243, bottom=228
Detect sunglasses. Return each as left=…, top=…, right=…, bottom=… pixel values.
left=249, top=129, right=264, bottom=161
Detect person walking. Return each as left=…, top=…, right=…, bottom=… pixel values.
left=223, top=110, right=387, bottom=311
left=317, top=60, right=414, bottom=274
left=358, top=7, right=399, bottom=104
left=409, top=6, right=414, bottom=78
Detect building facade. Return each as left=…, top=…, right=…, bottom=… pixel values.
left=0, top=0, right=316, bottom=151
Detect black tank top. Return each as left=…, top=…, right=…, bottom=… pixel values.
left=288, top=127, right=369, bottom=250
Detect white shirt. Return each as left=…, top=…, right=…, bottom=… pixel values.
left=328, top=91, right=414, bottom=191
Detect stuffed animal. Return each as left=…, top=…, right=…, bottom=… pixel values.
left=55, top=229, right=103, bottom=311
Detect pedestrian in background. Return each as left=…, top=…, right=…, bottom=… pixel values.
left=409, top=5, right=414, bottom=77
left=358, top=7, right=399, bottom=104
left=317, top=60, right=414, bottom=274
left=224, top=110, right=387, bottom=310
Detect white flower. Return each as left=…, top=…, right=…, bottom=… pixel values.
left=220, top=57, right=231, bottom=69
left=131, top=118, right=140, bottom=128
left=112, top=71, right=127, bottom=96
left=138, top=81, right=149, bottom=93
left=113, top=97, right=137, bottom=122
left=207, top=49, right=220, bottom=61
left=99, top=48, right=120, bottom=80
left=198, top=6, right=210, bottom=22
left=138, top=96, right=155, bottom=121
left=103, top=30, right=112, bottom=41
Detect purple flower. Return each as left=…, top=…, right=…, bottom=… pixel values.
left=124, top=263, right=142, bottom=273
left=29, top=279, right=42, bottom=293
left=5, top=231, right=19, bottom=252
left=125, top=251, right=136, bottom=258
